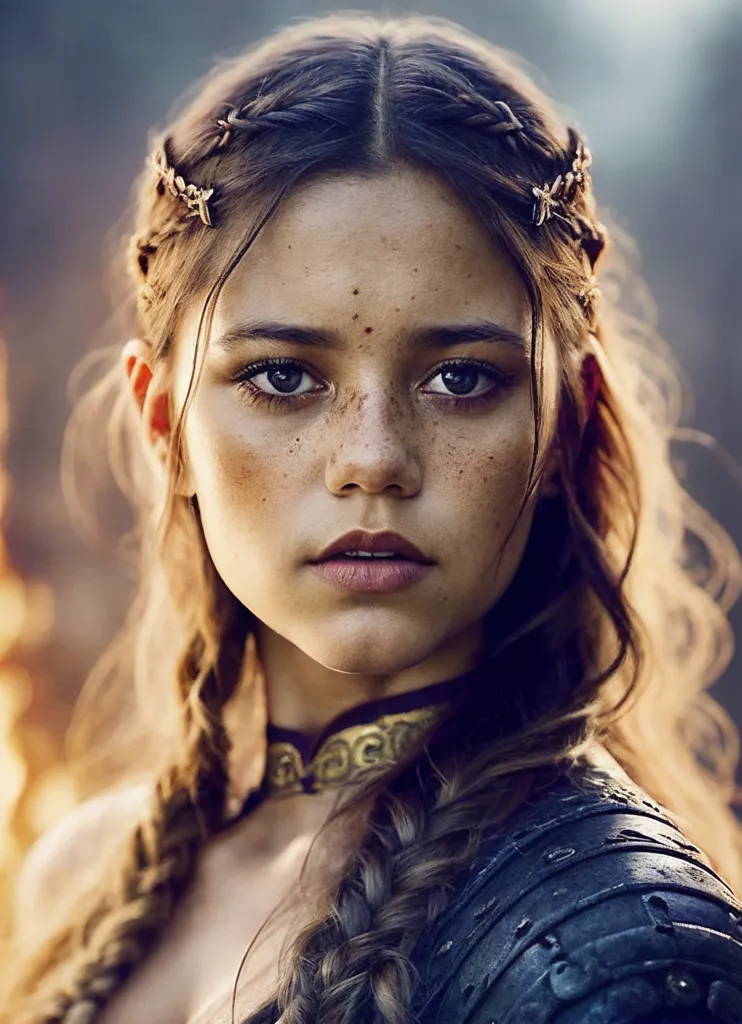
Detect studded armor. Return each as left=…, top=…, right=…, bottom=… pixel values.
left=409, top=762, right=742, bottom=1024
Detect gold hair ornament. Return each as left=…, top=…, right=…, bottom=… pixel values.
left=151, top=147, right=215, bottom=227
left=531, top=134, right=592, bottom=227
left=146, top=124, right=602, bottom=321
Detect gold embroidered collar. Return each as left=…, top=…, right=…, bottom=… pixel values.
left=218, top=667, right=486, bottom=830
left=263, top=672, right=476, bottom=798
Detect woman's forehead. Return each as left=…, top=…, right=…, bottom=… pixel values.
left=210, top=167, right=530, bottom=336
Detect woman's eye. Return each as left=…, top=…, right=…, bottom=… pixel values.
left=424, top=362, right=507, bottom=400
left=231, top=358, right=324, bottom=406
left=244, top=361, right=319, bottom=397
left=230, top=357, right=516, bottom=410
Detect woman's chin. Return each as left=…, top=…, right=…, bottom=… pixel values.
left=298, top=629, right=438, bottom=678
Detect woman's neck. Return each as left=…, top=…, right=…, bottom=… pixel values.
left=219, top=614, right=487, bottom=815
left=253, top=620, right=485, bottom=736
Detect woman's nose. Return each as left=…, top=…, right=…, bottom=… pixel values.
left=323, top=388, right=422, bottom=497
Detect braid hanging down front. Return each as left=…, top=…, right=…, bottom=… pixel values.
left=4, top=12, right=741, bottom=1024
left=11, top=590, right=252, bottom=1024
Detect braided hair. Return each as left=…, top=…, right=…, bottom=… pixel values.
left=4, top=11, right=740, bottom=1024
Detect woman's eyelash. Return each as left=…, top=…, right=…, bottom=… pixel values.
left=229, top=356, right=518, bottom=410
left=230, top=357, right=323, bottom=409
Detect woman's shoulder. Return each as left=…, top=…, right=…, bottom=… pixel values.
left=413, top=758, right=742, bottom=1024
left=12, top=780, right=151, bottom=949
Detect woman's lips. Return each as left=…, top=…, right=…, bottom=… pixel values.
left=313, top=529, right=432, bottom=563
left=310, top=556, right=434, bottom=593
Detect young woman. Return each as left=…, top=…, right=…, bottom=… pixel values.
left=4, top=11, right=742, bottom=1024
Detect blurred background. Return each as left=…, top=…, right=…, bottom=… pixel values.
left=0, top=0, right=741, bottom=935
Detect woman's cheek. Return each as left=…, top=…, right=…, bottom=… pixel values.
left=449, top=431, right=535, bottom=578
left=463, top=423, right=534, bottom=506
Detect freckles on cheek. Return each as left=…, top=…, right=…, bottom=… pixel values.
left=441, top=436, right=535, bottom=595
left=192, top=409, right=310, bottom=528
left=440, top=428, right=533, bottom=531
left=440, top=417, right=533, bottom=487
left=186, top=403, right=262, bottom=512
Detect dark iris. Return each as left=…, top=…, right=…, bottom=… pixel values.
left=268, top=366, right=304, bottom=394
left=442, top=366, right=478, bottom=395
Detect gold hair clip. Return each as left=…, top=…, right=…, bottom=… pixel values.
left=532, top=178, right=564, bottom=227
left=562, top=135, right=592, bottom=201
left=151, top=148, right=215, bottom=227
left=531, top=133, right=592, bottom=227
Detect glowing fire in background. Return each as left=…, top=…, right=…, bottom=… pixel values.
left=0, top=328, right=78, bottom=945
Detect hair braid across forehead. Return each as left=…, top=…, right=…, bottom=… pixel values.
left=214, top=95, right=356, bottom=150
left=448, top=92, right=524, bottom=134
left=137, top=49, right=605, bottom=336
left=216, top=85, right=529, bottom=148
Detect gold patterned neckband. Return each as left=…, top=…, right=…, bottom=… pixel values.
left=265, top=697, right=446, bottom=798
left=221, top=668, right=483, bottom=827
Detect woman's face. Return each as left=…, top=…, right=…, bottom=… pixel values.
left=167, top=165, right=559, bottom=684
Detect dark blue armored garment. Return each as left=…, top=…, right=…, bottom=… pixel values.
left=408, top=762, right=742, bottom=1024
left=227, top=670, right=742, bottom=1024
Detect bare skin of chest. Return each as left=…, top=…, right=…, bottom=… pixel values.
left=98, top=790, right=349, bottom=1024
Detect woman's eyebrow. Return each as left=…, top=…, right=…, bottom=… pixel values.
left=212, top=318, right=526, bottom=351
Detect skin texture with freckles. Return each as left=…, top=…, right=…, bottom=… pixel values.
left=125, top=163, right=560, bottom=739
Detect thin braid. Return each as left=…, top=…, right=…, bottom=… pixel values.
left=413, top=84, right=526, bottom=137
left=387, top=47, right=555, bottom=160
left=130, top=219, right=194, bottom=316
left=131, top=216, right=194, bottom=273
left=214, top=95, right=355, bottom=150
left=17, top=618, right=249, bottom=1024
left=454, top=92, right=524, bottom=134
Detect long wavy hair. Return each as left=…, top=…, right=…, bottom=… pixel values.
left=3, top=11, right=741, bottom=1024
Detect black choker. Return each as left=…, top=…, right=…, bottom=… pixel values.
left=220, top=667, right=483, bottom=829
left=265, top=705, right=445, bottom=798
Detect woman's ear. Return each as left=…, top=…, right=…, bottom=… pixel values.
left=121, top=339, right=169, bottom=436
left=120, top=339, right=194, bottom=497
